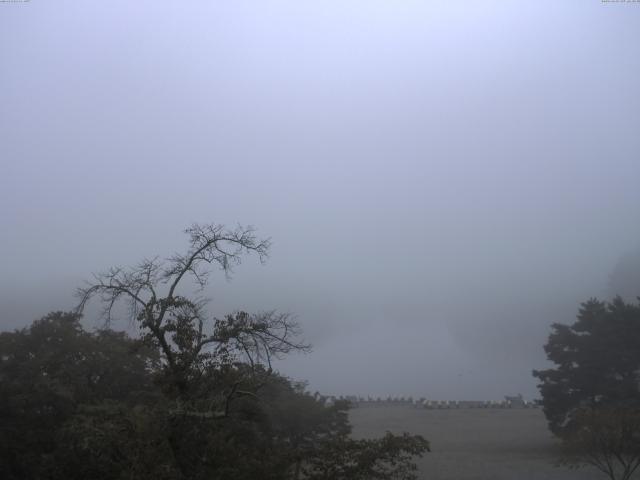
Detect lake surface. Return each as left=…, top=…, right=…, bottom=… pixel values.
left=349, top=406, right=606, bottom=480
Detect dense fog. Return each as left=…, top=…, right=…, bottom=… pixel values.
left=2, top=0, right=640, bottom=400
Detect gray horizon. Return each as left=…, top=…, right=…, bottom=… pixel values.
left=2, top=0, right=640, bottom=400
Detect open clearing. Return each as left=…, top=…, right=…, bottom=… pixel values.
left=349, top=406, right=605, bottom=480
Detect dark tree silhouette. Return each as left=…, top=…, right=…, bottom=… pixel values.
left=76, top=223, right=309, bottom=408
left=50, top=222, right=430, bottom=479
left=534, top=297, right=640, bottom=480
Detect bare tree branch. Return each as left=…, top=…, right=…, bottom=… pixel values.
left=75, top=223, right=306, bottom=410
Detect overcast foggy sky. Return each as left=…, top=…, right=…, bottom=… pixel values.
left=1, top=1, right=640, bottom=400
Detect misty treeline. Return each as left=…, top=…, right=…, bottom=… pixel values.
left=0, top=223, right=429, bottom=480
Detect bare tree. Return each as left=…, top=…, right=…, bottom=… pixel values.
left=561, top=406, right=640, bottom=480
left=76, top=223, right=310, bottom=411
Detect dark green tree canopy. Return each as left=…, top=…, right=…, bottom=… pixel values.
left=533, top=297, right=640, bottom=435
left=1, top=223, right=429, bottom=480
left=0, top=311, right=429, bottom=480
left=0, top=311, right=161, bottom=479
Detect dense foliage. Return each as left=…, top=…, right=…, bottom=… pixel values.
left=1, top=223, right=429, bottom=479
left=533, top=297, right=640, bottom=479
left=533, top=297, right=640, bottom=435
left=0, top=312, right=429, bottom=479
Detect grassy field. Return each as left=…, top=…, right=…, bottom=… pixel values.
left=349, top=406, right=605, bottom=480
